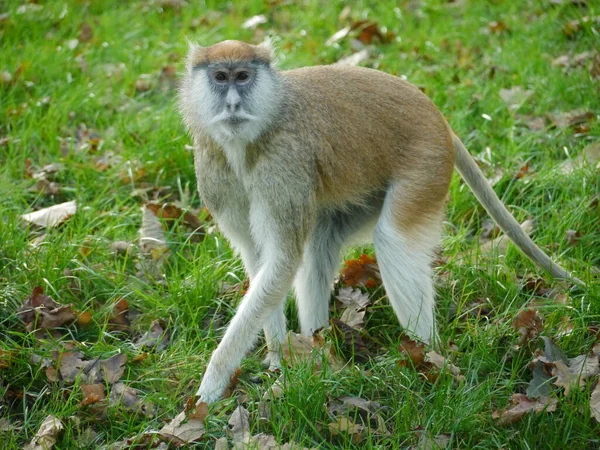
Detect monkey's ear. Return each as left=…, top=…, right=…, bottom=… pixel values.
left=185, top=40, right=207, bottom=71
left=256, top=37, right=276, bottom=64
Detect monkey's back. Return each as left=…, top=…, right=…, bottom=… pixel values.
left=280, top=66, right=454, bottom=216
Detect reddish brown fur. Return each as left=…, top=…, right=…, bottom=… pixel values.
left=190, top=40, right=272, bottom=67
left=279, top=66, right=455, bottom=234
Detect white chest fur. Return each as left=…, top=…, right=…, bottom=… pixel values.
left=220, top=138, right=248, bottom=179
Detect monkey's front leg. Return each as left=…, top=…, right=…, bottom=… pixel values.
left=196, top=243, right=300, bottom=404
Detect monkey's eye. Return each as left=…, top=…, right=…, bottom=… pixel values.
left=236, top=72, right=249, bottom=82
left=214, top=72, right=228, bottom=82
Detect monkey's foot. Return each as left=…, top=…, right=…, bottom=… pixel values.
left=261, top=351, right=282, bottom=372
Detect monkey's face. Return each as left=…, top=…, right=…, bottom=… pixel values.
left=182, top=61, right=281, bottom=146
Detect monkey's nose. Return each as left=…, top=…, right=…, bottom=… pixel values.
left=227, top=100, right=241, bottom=113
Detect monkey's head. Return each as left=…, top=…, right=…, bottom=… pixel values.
left=179, top=40, right=282, bottom=146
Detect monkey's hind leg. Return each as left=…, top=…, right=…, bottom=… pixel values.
left=373, top=184, right=444, bottom=344
left=294, top=220, right=344, bottom=336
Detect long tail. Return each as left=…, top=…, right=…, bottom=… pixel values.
left=452, top=134, right=582, bottom=284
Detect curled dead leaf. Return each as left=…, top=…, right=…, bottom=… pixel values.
left=18, top=286, right=76, bottom=332
left=24, top=415, right=64, bottom=450
left=512, top=308, right=543, bottom=346
left=22, top=200, right=77, bottom=228
left=492, top=393, right=557, bottom=425
left=341, top=254, right=381, bottom=288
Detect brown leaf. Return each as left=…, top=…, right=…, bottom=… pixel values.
left=80, top=383, right=106, bottom=406
left=334, top=49, right=371, bottom=67
left=22, top=200, right=77, bottom=228
left=552, top=354, right=599, bottom=395
left=134, top=320, right=170, bottom=352
left=281, top=331, right=343, bottom=370
left=110, top=382, right=155, bottom=416
left=499, top=86, right=533, bottom=110
left=512, top=308, right=543, bottom=346
left=426, top=351, right=465, bottom=382
left=350, top=20, right=394, bottom=45
left=563, top=16, right=600, bottom=38
left=548, top=109, right=594, bottom=130
left=78, top=23, right=93, bottom=42
left=398, top=335, right=426, bottom=368
left=565, top=229, right=582, bottom=246
left=135, top=77, right=152, bottom=93
left=335, top=287, right=371, bottom=309
left=227, top=405, right=251, bottom=444
left=328, top=417, right=364, bottom=444
left=415, top=430, right=451, bottom=450
left=146, top=202, right=205, bottom=238
left=479, top=219, right=534, bottom=257
left=108, top=298, right=130, bottom=332
left=330, top=318, right=371, bottom=363
left=159, top=410, right=206, bottom=445
left=327, top=396, right=385, bottom=433
left=488, top=20, right=509, bottom=34
left=492, top=393, right=557, bottom=425
left=591, top=382, right=600, bottom=422
left=18, top=286, right=76, bottom=332
left=591, top=53, right=600, bottom=80
left=76, top=310, right=93, bottom=327
left=559, top=142, right=600, bottom=175
left=24, top=415, right=64, bottom=450
left=341, top=254, right=381, bottom=288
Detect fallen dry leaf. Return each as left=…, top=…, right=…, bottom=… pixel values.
left=159, top=410, right=206, bottom=446
left=108, top=298, right=130, bottom=332
left=559, top=142, right=600, bottom=175
left=334, top=49, right=371, bottom=67
left=138, top=205, right=170, bottom=278
left=326, top=26, right=351, bottom=46
left=242, top=14, right=267, bottom=29
left=479, top=219, right=534, bottom=257
left=415, top=430, right=451, bottom=450
left=552, top=354, right=599, bottom=395
left=54, top=351, right=127, bottom=384
left=488, top=20, right=509, bottom=34
left=499, top=86, right=533, bottom=110
left=565, top=229, right=582, bottom=246
left=350, top=19, right=394, bottom=45
left=335, top=287, right=371, bottom=309
left=512, top=308, right=543, bottom=346
left=426, top=351, right=465, bottom=382
left=398, top=335, right=427, bottom=367
left=341, top=254, right=381, bottom=288
left=328, top=417, right=364, bottom=444
left=591, top=382, right=600, bottom=422
left=134, top=319, right=170, bottom=352
left=22, top=200, right=77, bottom=228
left=330, top=318, right=371, bottom=362
left=548, top=109, right=595, bottom=130
left=79, top=22, right=93, bottom=42
left=492, top=393, right=557, bottom=425
left=281, top=331, right=343, bottom=370
left=110, top=382, right=155, bottom=417
left=327, top=396, right=385, bottom=433
left=227, top=405, right=251, bottom=444
left=24, top=415, right=64, bottom=450
left=18, top=286, right=76, bottom=332
left=563, top=15, right=600, bottom=38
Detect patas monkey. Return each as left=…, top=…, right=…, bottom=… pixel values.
left=179, top=39, right=576, bottom=404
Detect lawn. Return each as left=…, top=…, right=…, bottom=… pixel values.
left=1, top=0, right=599, bottom=448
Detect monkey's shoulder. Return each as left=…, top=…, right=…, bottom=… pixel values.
left=282, top=65, right=422, bottom=96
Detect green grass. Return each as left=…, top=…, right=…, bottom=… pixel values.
left=1, top=0, right=599, bottom=448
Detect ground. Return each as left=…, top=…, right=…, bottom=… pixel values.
left=1, top=0, right=599, bottom=449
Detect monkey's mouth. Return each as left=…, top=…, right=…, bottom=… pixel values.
left=224, top=116, right=249, bottom=124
